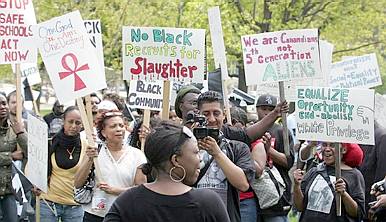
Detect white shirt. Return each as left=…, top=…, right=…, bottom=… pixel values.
left=83, top=144, right=147, bottom=217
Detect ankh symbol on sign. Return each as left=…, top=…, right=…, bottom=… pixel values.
left=58, top=53, right=89, bottom=91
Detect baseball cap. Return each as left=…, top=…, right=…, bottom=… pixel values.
left=256, top=94, right=277, bottom=107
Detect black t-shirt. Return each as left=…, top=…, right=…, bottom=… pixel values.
left=259, top=123, right=294, bottom=216
left=104, top=185, right=230, bottom=222
left=359, top=123, right=386, bottom=213
left=195, top=138, right=255, bottom=222
left=300, top=164, right=366, bottom=222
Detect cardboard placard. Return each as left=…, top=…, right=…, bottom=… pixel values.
left=26, top=114, right=48, bottom=193
left=208, top=6, right=229, bottom=80
left=84, top=19, right=105, bottom=77
left=32, top=11, right=106, bottom=104
left=12, top=63, right=41, bottom=86
left=241, top=29, right=321, bottom=86
left=128, top=80, right=164, bottom=111
left=241, top=29, right=322, bottom=85
left=375, top=93, right=386, bottom=127
left=329, top=53, right=382, bottom=89
left=295, top=86, right=375, bottom=145
left=0, top=0, right=37, bottom=64
left=255, top=40, right=333, bottom=101
left=122, top=26, right=205, bottom=83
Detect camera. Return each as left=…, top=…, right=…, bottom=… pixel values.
left=187, top=111, right=219, bottom=141
left=371, top=179, right=386, bottom=195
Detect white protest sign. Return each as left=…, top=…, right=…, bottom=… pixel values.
left=32, top=11, right=106, bottom=104
left=128, top=80, right=164, bottom=111
left=0, top=0, right=37, bottom=64
left=208, top=6, right=228, bottom=80
left=170, top=81, right=185, bottom=107
left=295, top=86, right=374, bottom=145
left=122, top=27, right=206, bottom=83
left=241, top=29, right=321, bottom=86
left=12, top=63, right=41, bottom=86
left=329, top=53, right=382, bottom=89
left=282, top=40, right=334, bottom=101
left=375, top=93, right=386, bottom=128
left=84, top=19, right=105, bottom=77
left=26, top=114, right=48, bottom=193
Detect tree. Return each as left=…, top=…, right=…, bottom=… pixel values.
left=1, top=0, right=385, bottom=93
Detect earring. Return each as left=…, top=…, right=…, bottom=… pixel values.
left=169, top=166, right=186, bottom=183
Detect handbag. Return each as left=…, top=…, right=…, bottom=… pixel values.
left=251, top=165, right=286, bottom=209
left=74, top=165, right=96, bottom=204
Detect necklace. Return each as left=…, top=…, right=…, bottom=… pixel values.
left=66, top=147, right=75, bottom=160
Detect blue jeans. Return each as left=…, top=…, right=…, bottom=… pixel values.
left=240, top=198, right=257, bottom=222
left=0, top=194, right=17, bottom=222
left=262, top=215, right=288, bottom=222
left=40, top=200, right=83, bottom=222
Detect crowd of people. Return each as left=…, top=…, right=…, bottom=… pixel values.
left=0, top=86, right=385, bottom=222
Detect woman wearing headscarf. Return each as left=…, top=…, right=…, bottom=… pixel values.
left=293, top=142, right=365, bottom=221
left=75, top=110, right=147, bottom=222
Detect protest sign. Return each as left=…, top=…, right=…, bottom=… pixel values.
left=295, top=86, right=375, bottom=145
left=375, top=93, right=386, bottom=128
left=329, top=53, right=381, bottom=89
left=26, top=114, right=48, bottom=193
left=122, top=27, right=205, bottom=83
left=0, top=0, right=37, bottom=64
left=208, top=6, right=228, bottom=80
left=128, top=80, right=164, bottom=111
left=241, top=29, right=321, bottom=86
left=84, top=19, right=105, bottom=77
left=255, top=40, right=333, bottom=101
left=170, top=81, right=184, bottom=107
left=12, top=63, right=41, bottom=86
left=32, top=11, right=106, bottom=104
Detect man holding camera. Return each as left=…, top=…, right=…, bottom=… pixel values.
left=175, top=85, right=289, bottom=145
left=193, top=91, right=255, bottom=222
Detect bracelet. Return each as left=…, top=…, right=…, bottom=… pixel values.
left=16, top=131, right=25, bottom=136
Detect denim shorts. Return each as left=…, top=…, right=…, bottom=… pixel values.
left=39, top=200, right=83, bottom=222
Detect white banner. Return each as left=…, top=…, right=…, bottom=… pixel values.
left=295, top=86, right=374, bottom=145
left=329, top=53, right=382, bottom=89
left=26, top=114, right=48, bottom=193
left=128, top=80, right=164, bottom=111
left=32, top=11, right=106, bottom=104
left=375, top=93, right=386, bottom=128
left=84, top=19, right=105, bottom=77
left=122, top=26, right=206, bottom=83
left=12, top=63, right=41, bottom=86
left=208, top=6, right=228, bottom=80
left=0, top=0, right=37, bottom=64
left=241, top=29, right=321, bottom=86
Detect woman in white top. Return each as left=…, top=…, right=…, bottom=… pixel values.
left=75, top=110, right=147, bottom=222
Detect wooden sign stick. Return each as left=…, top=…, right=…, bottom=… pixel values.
left=84, top=95, right=94, bottom=128
left=15, top=64, right=22, bottom=123
left=279, top=81, right=290, bottom=157
left=335, top=143, right=342, bottom=216
left=141, top=109, right=151, bottom=152
left=161, top=80, right=171, bottom=120
left=76, top=98, right=103, bottom=182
